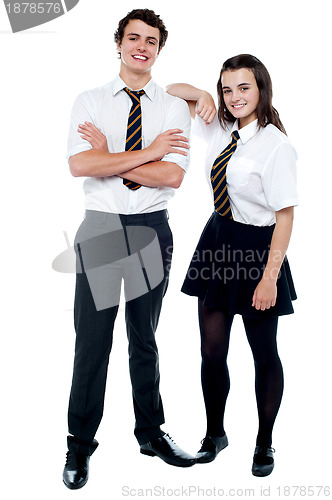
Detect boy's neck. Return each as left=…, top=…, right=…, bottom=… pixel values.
left=119, top=67, right=152, bottom=91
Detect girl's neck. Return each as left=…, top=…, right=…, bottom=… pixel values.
left=238, top=114, right=257, bottom=130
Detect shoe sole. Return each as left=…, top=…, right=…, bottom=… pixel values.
left=252, top=463, right=274, bottom=477
left=140, top=449, right=196, bottom=467
left=62, top=478, right=88, bottom=490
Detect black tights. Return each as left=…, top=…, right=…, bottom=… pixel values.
left=198, top=299, right=283, bottom=447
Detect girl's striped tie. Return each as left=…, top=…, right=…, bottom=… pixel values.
left=210, top=130, right=240, bottom=218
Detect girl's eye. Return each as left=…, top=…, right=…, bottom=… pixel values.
left=223, top=90, right=231, bottom=95
left=241, top=87, right=249, bottom=91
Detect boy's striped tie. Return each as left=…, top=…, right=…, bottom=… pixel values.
left=123, top=87, right=145, bottom=190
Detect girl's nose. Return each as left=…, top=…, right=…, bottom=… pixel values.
left=231, top=91, right=240, bottom=102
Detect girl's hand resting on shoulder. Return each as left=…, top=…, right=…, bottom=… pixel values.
left=78, top=122, right=109, bottom=152
left=196, top=91, right=217, bottom=125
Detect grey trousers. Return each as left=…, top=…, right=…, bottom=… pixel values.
left=67, top=210, right=173, bottom=454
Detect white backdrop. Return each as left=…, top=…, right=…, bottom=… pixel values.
left=1, top=0, right=331, bottom=499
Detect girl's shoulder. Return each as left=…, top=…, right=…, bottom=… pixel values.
left=258, top=124, right=297, bottom=162
left=255, top=123, right=296, bottom=155
left=262, top=123, right=291, bottom=146
left=193, top=114, right=230, bottom=143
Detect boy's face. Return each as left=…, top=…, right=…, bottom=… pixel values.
left=117, top=19, right=161, bottom=77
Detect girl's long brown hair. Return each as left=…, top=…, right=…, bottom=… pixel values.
left=217, top=54, right=286, bottom=134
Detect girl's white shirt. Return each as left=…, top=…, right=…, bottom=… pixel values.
left=194, top=115, right=299, bottom=226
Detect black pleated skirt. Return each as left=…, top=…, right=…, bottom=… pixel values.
left=181, top=211, right=297, bottom=318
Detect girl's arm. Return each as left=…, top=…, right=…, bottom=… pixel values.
left=166, top=83, right=216, bottom=124
left=252, top=206, right=294, bottom=311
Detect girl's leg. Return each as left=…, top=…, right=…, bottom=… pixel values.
left=242, top=316, right=283, bottom=447
left=198, top=299, right=234, bottom=436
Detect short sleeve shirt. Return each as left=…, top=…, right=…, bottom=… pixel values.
left=194, top=116, right=299, bottom=226
left=67, top=76, right=191, bottom=214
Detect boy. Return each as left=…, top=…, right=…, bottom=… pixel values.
left=63, top=8, right=194, bottom=490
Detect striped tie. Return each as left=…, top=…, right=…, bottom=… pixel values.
left=123, top=87, right=145, bottom=190
left=211, top=130, right=240, bottom=218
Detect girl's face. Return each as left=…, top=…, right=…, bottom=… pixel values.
left=221, top=68, right=260, bottom=129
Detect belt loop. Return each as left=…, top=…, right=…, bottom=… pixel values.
left=120, top=214, right=126, bottom=227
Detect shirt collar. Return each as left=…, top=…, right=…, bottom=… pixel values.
left=230, top=119, right=258, bottom=144
left=113, top=75, right=156, bottom=101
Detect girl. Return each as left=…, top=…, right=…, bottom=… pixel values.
left=167, top=54, right=298, bottom=477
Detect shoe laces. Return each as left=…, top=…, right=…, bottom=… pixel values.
left=199, top=436, right=215, bottom=452
left=65, top=451, right=72, bottom=466
left=200, top=436, right=214, bottom=445
left=165, top=433, right=176, bottom=444
left=254, top=446, right=276, bottom=460
left=256, top=446, right=276, bottom=453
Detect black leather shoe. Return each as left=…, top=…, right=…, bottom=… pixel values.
left=252, top=446, right=275, bottom=477
left=140, top=433, right=196, bottom=467
left=195, top=435, right=228, bottom=463
left=63, top=451, right=90, bottom=489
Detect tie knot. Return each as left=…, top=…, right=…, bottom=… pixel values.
left=232, top=130, right=240, bottom=142
left=124, top=87, right=145, bottom=104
